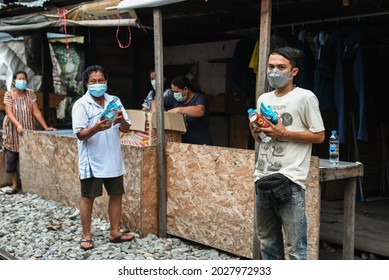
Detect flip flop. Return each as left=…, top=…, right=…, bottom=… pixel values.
left=80, top=239, right=94, bottom=250
left=5, top=188, right=20, bottom=195
left=109, top=233, right=135, bottom=243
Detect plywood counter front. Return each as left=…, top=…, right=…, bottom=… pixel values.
left=19, top=130, right=158, bottom=236
left=19, top=130, right=321, bottom=259
left=1, top=149, right=12, bottom=186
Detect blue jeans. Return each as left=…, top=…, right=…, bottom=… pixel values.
left=255, top=182, right=307, bottom=260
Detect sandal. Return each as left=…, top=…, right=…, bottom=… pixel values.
left=5, top=188, right=20, bottom=195
left=109, top=232, right=135, bottom=243
left=80, top=239, right=94, bottom=250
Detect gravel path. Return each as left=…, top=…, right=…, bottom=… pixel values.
left=0, top=188, right=238, bottom=260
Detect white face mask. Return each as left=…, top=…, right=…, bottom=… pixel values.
left=151, top=79, right=156, bottom=90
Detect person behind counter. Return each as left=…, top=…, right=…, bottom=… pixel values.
left=249, top=46, right=325, bottom=260
left=141, top=67, right=171, bottom=112
left=71, top=65, right=134, bottom=251
left=153, top=75, right=213, bottom=145
left=141, top=67, right=157, bottom=112
left=2, top=70, right=57, bottom=195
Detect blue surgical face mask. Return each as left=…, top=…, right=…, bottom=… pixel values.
left=173, top=91, right=187, bottom=102
left=88, top=84, right=107, bottom=97
left=15, top=80, right=27, bottom=90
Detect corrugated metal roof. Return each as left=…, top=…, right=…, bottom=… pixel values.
left=0, top=32, right=23, bottom=42
left=0, top=0, right=51, bottom=10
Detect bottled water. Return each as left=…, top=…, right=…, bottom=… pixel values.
left=329, top=130, right=339, bottom=165
left=247, top=108, right=271, bottom=143
left=101, top=99, right=119, bottom=125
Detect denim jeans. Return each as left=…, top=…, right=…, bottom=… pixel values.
left=255, top=182, right=307, bottom=260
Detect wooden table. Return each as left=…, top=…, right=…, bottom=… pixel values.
left=319, top=159, right=364, bottom=259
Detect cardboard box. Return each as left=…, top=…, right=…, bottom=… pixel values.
left=121, top=110, right=187, bottom=147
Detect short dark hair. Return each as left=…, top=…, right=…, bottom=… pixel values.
left=13, top=70, right=28, bottom=80
left=82, top=65, right=108, bottom=85
left=171, top=75, right=192, bottom=90
left=269, top=46, right=304, bottom=69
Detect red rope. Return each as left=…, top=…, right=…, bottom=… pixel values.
left=116, top=18, right=132, bottom=49
left=57, top=8, right=72, bottom=60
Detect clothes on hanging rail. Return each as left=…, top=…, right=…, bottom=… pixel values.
left=344, top=24, right=368, bottom=141
left=294, top=29, right=315, bottom=92
left=228, top=37, right=256, bottom=93
left=328, top=27, right=346, bottom=144
left=248, top=39, right=259, bottom=99
left=270, top=33, right=288, bottom=51
left=247, top=23, right=368, bottom=143
left=313, top=31, right=334, bottom=111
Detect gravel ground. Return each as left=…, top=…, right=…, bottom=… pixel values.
left=0, top=187, right=239, bottom=260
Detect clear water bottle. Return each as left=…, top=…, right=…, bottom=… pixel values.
left=248, top=108, right=271, bottom=143
left=101, top=99, right=119, bottom=125
left=329, top=130, right=339, bottom=165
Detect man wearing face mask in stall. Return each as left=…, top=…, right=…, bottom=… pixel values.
left=249, top=47, right=325, bottom=260
left=155, top=75, right=213, bottom=145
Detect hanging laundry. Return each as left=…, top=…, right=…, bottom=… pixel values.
left=328, top=27, right=346, bottom=144
left=344, top=24, right=368, bottom=141
left=270, top=33, right=288, bottom=50
left=228, top=37, right=256, bottom=93
left=313, top=31, right=334, bottom=111
left=294, top=29, right=315, bottom=91
left=248, top=39, right=259, bottom=99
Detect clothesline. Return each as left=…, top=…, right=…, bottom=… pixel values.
left=272, top=10, right=389, bottom=29
left=226, top=10, right=389, bottom=37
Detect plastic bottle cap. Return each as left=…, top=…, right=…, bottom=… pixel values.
left=247, top=108, right=253, bottom=114
left=331, top=130, right=337, bottom=134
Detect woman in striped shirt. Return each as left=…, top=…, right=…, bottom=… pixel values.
left=2, top=70, right=56, bottom=195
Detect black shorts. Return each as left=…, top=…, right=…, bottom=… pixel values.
left=4, top=149, right=19, bottom=173
left=80, top=175, right=124, bottom=198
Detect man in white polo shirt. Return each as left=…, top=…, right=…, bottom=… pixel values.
left=72, top=65, right=133, bottom=250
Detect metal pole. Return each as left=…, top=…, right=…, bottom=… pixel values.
left=273, top=10, right=389, bottom=29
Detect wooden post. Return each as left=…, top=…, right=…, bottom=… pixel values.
left=253, top=0, right=272, bottom=260
left=153, top=7, right=167, bottom=238
left=256, top=0, right=272, bottom=102
left=343, top=177, right=356, bottom=259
